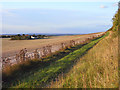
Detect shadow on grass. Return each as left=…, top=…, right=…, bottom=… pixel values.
left=41, top=40, right=102, bottom=88
left=2, top=43, right=87, bottom=87
left=3, top=33, right=108, bottom=88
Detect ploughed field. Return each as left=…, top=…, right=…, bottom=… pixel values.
left=2, top=33, right=103, bottom=57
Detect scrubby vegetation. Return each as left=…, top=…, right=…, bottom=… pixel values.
left=109, top=10, right=119, bottom=38
left=112, top=11, right=118, bottom=31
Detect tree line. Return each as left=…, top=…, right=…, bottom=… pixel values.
left=0, top=34, right=48, bottom=40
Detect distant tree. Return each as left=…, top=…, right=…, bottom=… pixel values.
left=33, top=34, right=36, bottom=37
left=28, top=35, right=31, bottom=39
left=112, top=11, right=118, bottom=31
left=17, top=34, right=21, bottom=36
left=10, top=34, right=46, bottom=40
left=1, top=35, right=10, bottom=38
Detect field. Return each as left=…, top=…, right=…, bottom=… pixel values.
left=2, top=33, right=102, bottom=57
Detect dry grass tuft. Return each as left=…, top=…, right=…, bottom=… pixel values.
left=49, top=31, right=118, bottom=88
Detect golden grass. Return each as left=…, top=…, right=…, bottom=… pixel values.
left=49, top=31, right=118, bottom=88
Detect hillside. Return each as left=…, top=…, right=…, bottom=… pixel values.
left=48, top=10, right=119, bottom=88
left=49, top=31, right=118, bottom=88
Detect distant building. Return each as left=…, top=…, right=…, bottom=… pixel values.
left=31, top=36, right=37, bottom=39
left=44, top=36, right=48, bottom=39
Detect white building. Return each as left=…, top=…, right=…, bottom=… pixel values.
left=31, top=36, right=37, bottom=39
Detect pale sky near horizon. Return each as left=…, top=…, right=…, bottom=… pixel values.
left=0, top=1, right=118, bottom=34
left=0, top=0, right=118, bottom=2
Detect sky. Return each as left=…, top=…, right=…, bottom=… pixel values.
left=0, top=0, right=119, bottom=2
left=0, top=1, right=118, bottom=34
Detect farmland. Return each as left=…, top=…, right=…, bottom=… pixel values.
left=2, top=33, right=103, bottom=57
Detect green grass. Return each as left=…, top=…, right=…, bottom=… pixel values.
left=3, top=43, right=87, bottom=88
left=49, top=31, right=118, bottom=88
left=3, top=33, right=108, bottom=88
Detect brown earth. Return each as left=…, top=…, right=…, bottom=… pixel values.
left=2, top=32, right=104, bottom=57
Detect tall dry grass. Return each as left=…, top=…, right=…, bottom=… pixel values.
left=49, top=31, right=118, bottom=88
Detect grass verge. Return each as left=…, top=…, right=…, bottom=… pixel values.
left=49, top=31, right=118, bottom=88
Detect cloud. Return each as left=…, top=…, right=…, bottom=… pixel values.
left=100, top=5, right=108, bottom=8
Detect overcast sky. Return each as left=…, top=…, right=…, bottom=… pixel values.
left=0, top=1, right=118, bottom=34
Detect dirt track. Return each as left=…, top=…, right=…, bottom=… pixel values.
left=2, top=32, right=104, bottom=57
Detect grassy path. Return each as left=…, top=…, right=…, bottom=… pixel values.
left=3, top=32, right=108, bottom=88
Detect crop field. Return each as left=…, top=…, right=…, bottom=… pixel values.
left=2, top=33, right=103, bottom=57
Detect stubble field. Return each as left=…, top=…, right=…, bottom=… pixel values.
left=2, top=33, right=103, bottom=57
